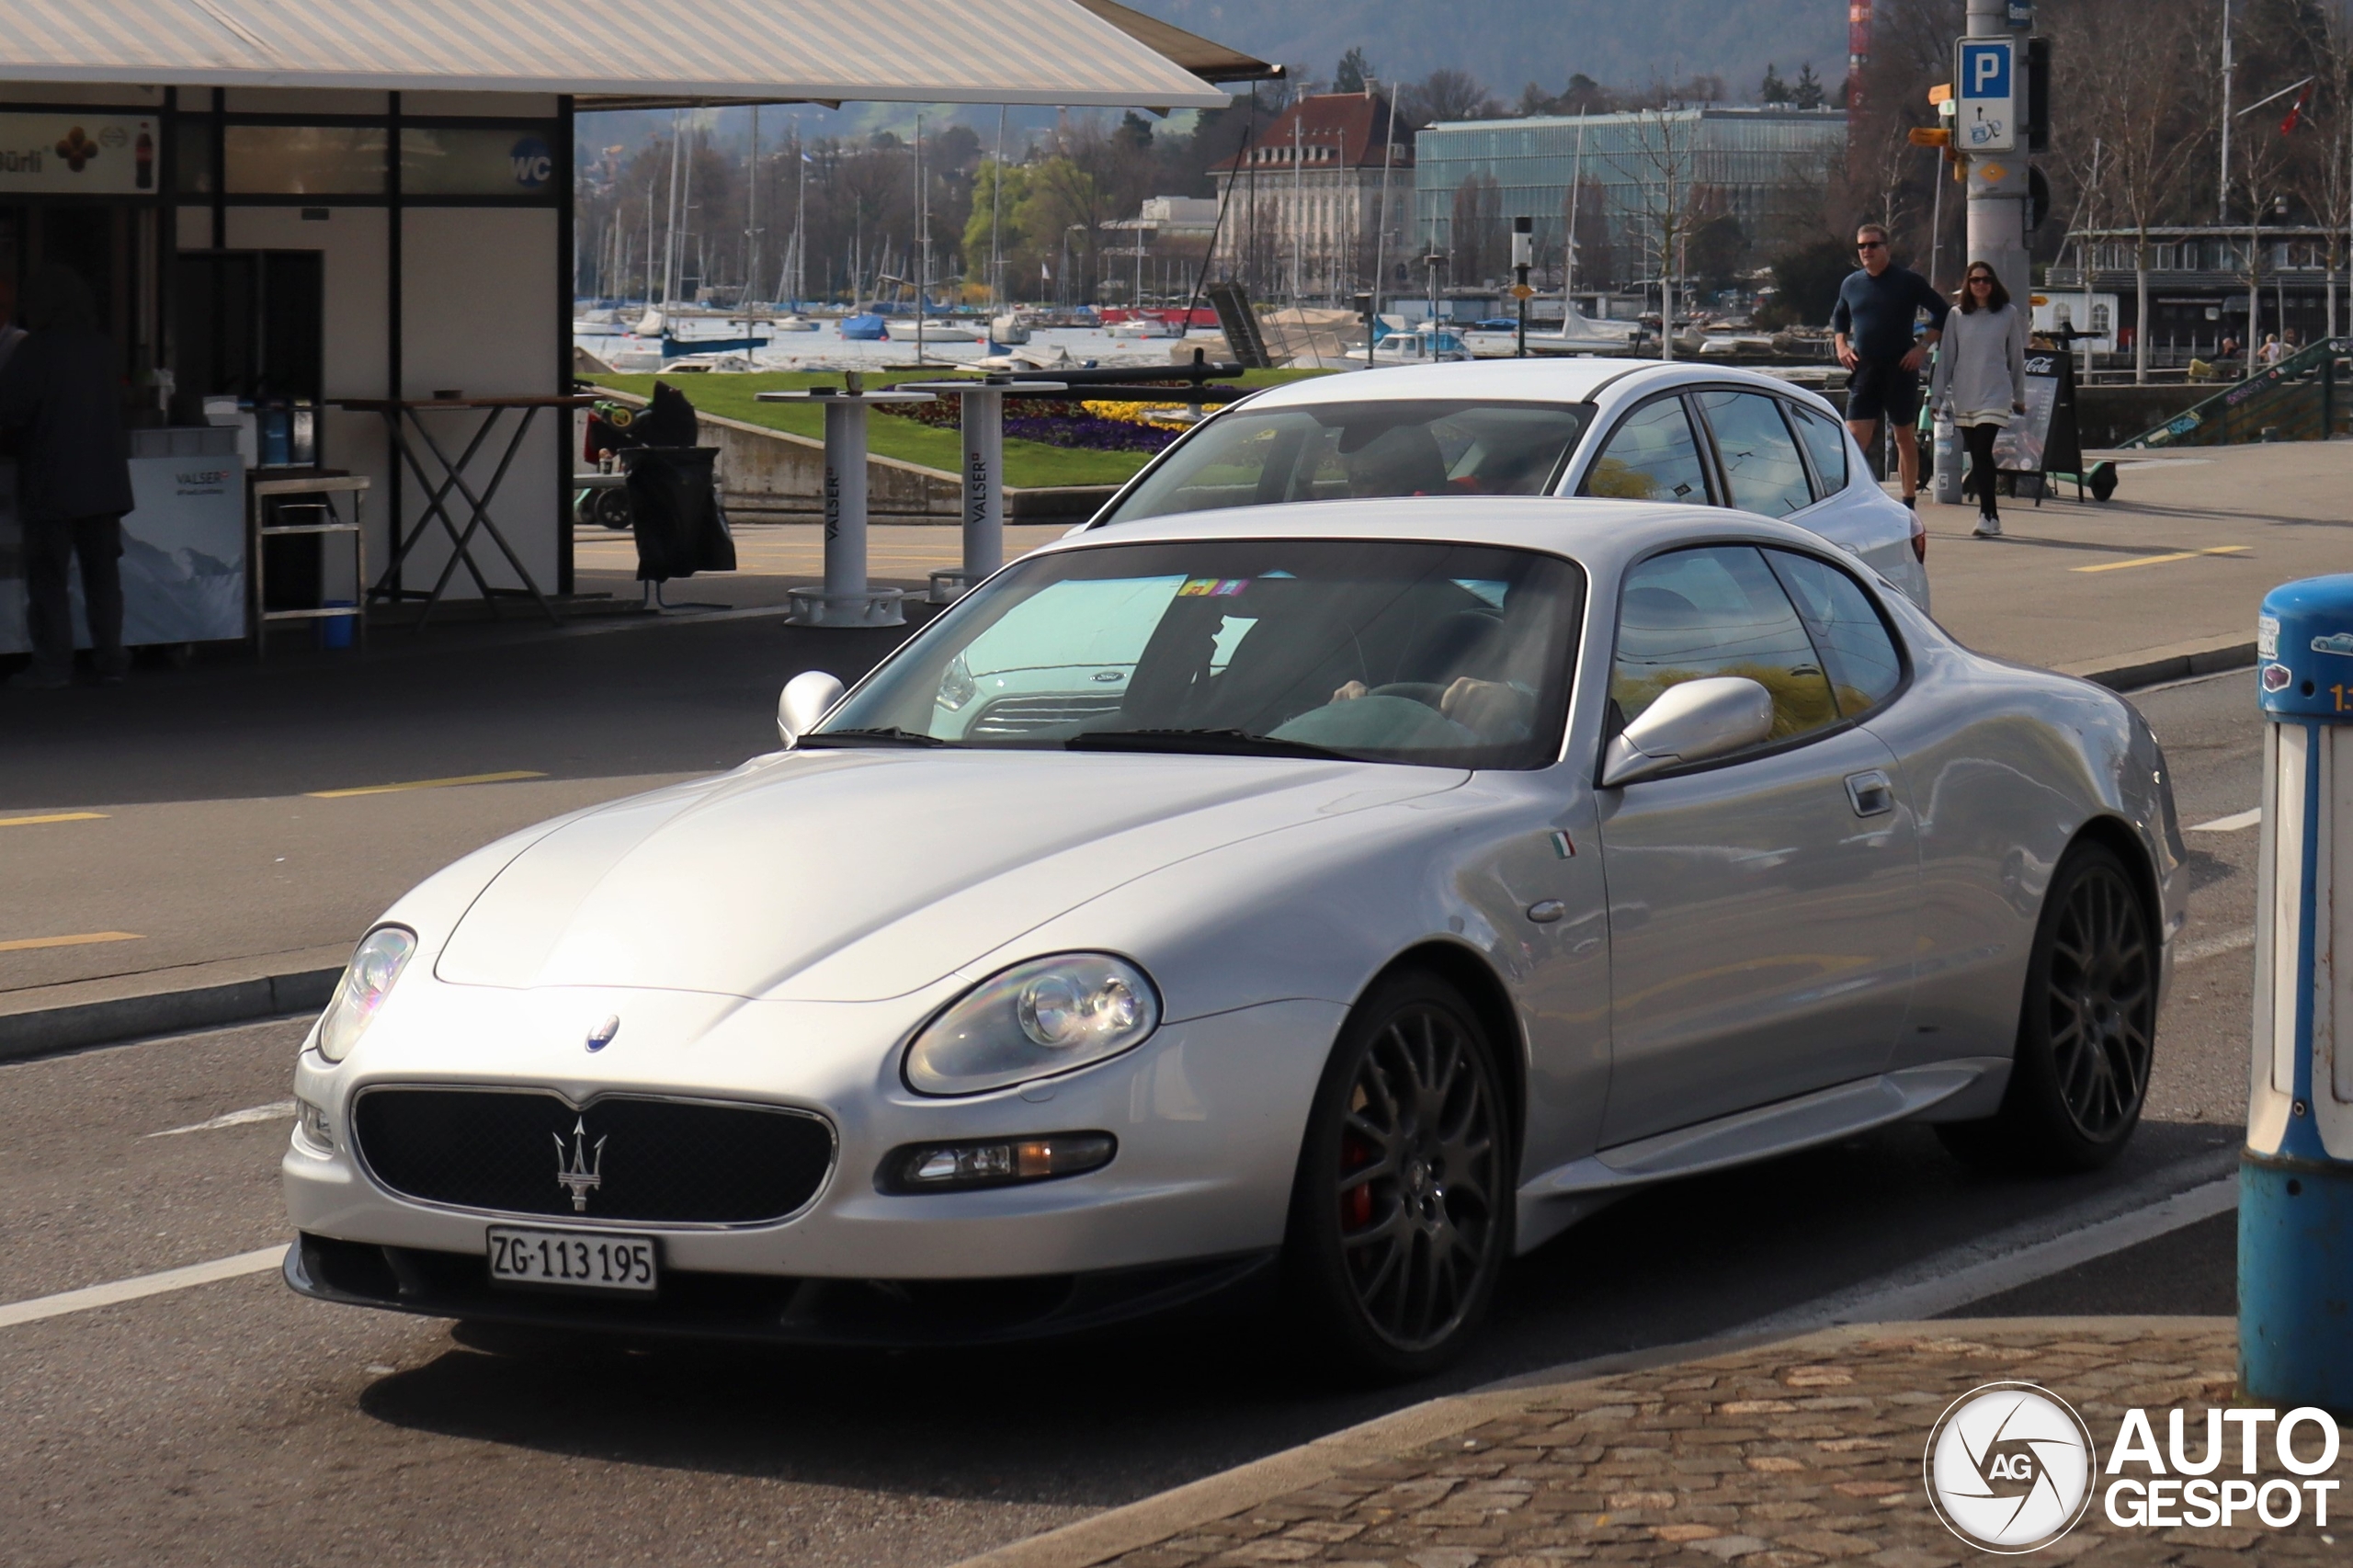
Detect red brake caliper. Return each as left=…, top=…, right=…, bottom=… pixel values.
left=1340, top=1133, right=1375, bottom=1229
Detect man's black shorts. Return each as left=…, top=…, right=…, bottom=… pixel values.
left=1845, top=358, right=1921, bottom=425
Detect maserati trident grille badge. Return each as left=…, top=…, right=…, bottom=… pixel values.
left=553, top=1118, right=606, bottom=1211
left=585, top=1015, right=620, bottom=1052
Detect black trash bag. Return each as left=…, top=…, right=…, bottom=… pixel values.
left=585, top=379, right=699, bottom=459
left=621, top=446, right=735, bottom=582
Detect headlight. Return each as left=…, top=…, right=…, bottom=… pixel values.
left=315, top=926, right=417, bottom=1062
left=904, top=953, right=1160, bottom=1096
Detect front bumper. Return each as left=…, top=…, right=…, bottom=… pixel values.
left=284, top=990, right=1344, bottom=1288
left=285, top=1232, right=1277, bottom=1346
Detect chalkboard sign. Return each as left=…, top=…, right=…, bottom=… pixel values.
left=1994, top=348, right=2082, bottom=480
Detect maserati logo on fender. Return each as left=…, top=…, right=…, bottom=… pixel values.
left=553, top=1118, right=606, bottom=1211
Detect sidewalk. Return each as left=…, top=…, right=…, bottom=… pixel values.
left=961, top=1318, right=2347, bottom=1568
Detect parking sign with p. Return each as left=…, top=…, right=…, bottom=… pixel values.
left=1955, top=37, right=2018, bottom=152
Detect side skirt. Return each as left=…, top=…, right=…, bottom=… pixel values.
left=1511, top=1058, right=2012, bottom=1253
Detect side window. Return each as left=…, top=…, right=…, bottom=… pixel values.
left=1578, top=396, right=1711, bottom=504
left=1611, top=546, right=1841, bottom=747
left=1790, top=403, right=1852, bottom=496
left=1765, top=550, right=1904, bottom=717
left=1692, top=390, right=1813, bottom=517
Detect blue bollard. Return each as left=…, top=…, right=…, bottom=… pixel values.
left=2241, top=573, right=2353, bottom=1412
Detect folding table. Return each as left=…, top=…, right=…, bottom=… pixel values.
left=337, top=395, right=595, bottom=629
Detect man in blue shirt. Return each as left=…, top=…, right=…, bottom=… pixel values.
left=1830, top=223, right=1949, bottom=507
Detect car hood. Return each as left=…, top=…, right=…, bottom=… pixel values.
left=433, top=747, right=1463, bottom=1002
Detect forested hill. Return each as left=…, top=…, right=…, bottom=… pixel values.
left=1127, top=0, right=1847, bottom=106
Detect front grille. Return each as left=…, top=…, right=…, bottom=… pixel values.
left=967, top=693, right=1124, bottom=738
left=351, top=1087, right=834, bottom=1225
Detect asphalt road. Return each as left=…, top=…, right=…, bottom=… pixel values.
left=0, top=670, right=2266, bottom=1568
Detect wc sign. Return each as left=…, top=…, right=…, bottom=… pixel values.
left=510, top=135, right=552, bottom=191
left=1954, top=36, right=2018, bottom=152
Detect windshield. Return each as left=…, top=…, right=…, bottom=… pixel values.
left=815, top=539, right=1585, bottom=769
left=1100, top=400, right=1596, bottom=525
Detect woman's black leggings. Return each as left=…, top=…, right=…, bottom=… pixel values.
left=1962, top=421, right=2002, bottom=517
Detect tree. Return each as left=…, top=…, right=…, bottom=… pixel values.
left=1757, top=237, right=1854, bottom=329
left=1793, top=63, right=1827, bottom=109
left=2290, top=2, right=2353, bottom=340
left=1760, top=63, right=1792, bottom=105
left=1403, top=68, right=1502, bottom=126
left=1335, top=47, right=1372, bottom=95
left=1450, top=172, right=1503, bottom=284
left=2046, top=0, right=2211, bottom=381
left=1117, top=110, right=1154, bottom=152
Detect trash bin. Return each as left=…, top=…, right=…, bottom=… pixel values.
left=2240, top=574, right=2353, bottom=1409
left=618, top=446, right=734, bottom=582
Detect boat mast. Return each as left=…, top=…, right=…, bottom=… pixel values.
left=992, top=105, right=1007, bottom=308
left=746, top=106, right=761, bottom=311
left=795, top=120, right=807, bottom=309
left=915, top=113, right=929, bottom=365
left=1563, top=121, right=1585, bottom=318
left=661, top=110, right=683, bottom=310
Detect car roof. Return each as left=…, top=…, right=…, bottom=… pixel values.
left=1233, top=358, right=1838, bottom=412
left=1047, top=494, right=1862, bottom=580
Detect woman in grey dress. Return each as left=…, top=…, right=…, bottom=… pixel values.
left=1929, top=263, right=2028, bottom=539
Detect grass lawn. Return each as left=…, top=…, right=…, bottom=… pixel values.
left=586, top=368, right=1332, bottom=489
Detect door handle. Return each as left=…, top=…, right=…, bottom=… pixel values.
left=1845, top=768, right=1894, bottom=817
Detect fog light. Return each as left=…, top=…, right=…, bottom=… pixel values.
left=294, top=1097, right=334, bottom=1151
left=879, top=1131, right=1115, bottom=1193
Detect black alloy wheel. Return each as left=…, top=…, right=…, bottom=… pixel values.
left=1938, top=843, right=2155, bottom=1173
left=1284, top=971, right=1510, bottom=1378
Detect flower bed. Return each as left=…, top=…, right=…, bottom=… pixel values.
left=876, top=390, right=1192, bottom=453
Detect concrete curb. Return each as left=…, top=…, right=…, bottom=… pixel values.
left=0, top=965, right=337, bottom=1063
left=2062, top=632, right=2258, bottom=692
left=943, top=1315, right=2236, bottom=1568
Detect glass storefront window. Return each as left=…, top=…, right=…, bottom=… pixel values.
left=223, top=125, right=386, bottom=195
left=400, top=127, right=556, bottom=198
left=175, top=117, right=212, bottom=194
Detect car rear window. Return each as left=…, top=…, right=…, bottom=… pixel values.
left=1099, top=400, right=1596, bottom=523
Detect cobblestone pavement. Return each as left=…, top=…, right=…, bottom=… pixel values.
left=1081, top=1319, right=2351, bottom=1568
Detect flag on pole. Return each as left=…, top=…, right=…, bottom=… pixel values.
left=2282, top=83, right=2313, bottom=135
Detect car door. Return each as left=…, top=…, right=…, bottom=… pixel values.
left=1780, top=396, right=1927, bottom=597
left=1575, top=392, right=1715, bottom=506
left=1594, top=543, right=1920, bottom=1145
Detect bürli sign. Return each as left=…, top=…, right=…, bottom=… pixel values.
left=0, top=113, right=158, bottom=195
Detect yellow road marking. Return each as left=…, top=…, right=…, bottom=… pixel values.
left=2072, top=545, right=2249, bottom=574
left=0, top=931, right=141, bottom=953
left=306, top=770, right=546, bottom=799
left=0, top=812, right=107, bottom=827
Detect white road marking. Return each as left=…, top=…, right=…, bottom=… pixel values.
left=145, top=1100, right=295, bottom=1138
left=2177, top=926, right=2256, bottom=965
left=1724, top=1151, right=2240, bottom=1338
left=0, top=1245, right=287, bottom=1330
left=2189, top=807, right=2262, bottom=833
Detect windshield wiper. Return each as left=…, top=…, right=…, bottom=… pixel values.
left=798, top=727, right=948, bottom=748
left=1065, top=728, right=1354, bottom=760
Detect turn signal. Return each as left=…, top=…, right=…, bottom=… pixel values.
left=878, top=1131, right=1116, bottom=1193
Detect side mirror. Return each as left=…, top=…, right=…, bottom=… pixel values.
left=1599, top=676, right=1774, bottom=788
left=777, top=670, right=847, bottom=748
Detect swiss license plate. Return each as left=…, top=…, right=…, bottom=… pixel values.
left=487, top=1226, right=658, bottom=1293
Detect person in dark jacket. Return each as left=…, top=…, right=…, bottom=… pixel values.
left=1830, top=222, right=1949, bottom=509
left=0, top=264, right=134, bottom=687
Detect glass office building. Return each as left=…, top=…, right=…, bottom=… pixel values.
left=1414, top=108, right=1847, bottom=290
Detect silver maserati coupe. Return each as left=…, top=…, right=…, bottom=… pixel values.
left=283, top=496, right=2181, bottom=1374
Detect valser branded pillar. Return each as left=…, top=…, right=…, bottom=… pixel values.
left=2242, top=573, right=2353, bottom=1411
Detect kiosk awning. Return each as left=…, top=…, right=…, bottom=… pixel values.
left=0, top=0, right=1233, bottom=108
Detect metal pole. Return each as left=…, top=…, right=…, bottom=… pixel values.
left=993, top=105, right=1007, bottom=308
left=747, top=106, right=761, bottom=309
left=1370, top=82, right=1395, bottom=369
left=1292, top=113, right=1304, bottom=306
left=1964, top=0, right=2029, bottom=307
left=2221, top=0, right=2235, bottom=224
left=915, top=114, right=927, bottom=367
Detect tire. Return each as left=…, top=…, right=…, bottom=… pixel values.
left=1282, top=970, right=1512, bottom=1380
left=1938, top=842, right=2155, bottom=1174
